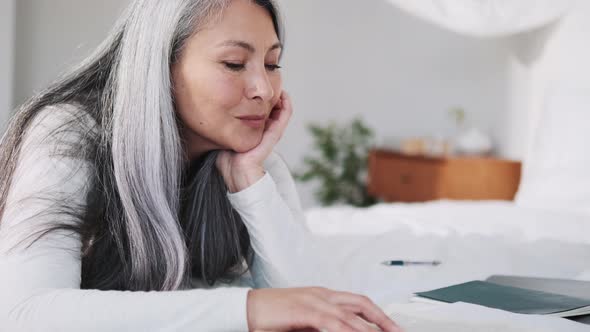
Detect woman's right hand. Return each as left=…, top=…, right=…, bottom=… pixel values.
left=246, top=287, right=403, bottom=332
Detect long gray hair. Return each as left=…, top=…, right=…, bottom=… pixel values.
left=0, top=0, right=283, bottom=291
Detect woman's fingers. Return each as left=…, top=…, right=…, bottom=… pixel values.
left=340, top=304, right=392, bottom=332
left=339, top=304, right=400, bottom=332
left=243, top=91, right=292, bottom=163
left=263, top=91, right=292, bottom=144
left=311, top=299, right=379, bottom=332
left=324, top=291, right=402, bottom=332
left=306, top=311, right=359, bottom=332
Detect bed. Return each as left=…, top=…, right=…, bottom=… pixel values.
left=296, top=86, right=590, bottom=330
left=301, top=199, right=590, bottom=331
left=304, top=200, right=590, bottom=300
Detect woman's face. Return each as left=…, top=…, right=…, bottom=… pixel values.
left=173, top=0, right=283, bottom=159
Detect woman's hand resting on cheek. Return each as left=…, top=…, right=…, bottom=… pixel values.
left=216, top=91, right=292, bottom=193
left=246, top=287, right=403, bottom=332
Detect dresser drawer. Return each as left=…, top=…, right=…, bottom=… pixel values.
left=367, top=151, right=444, bottom=202
left=367, top=149, right=521, bottom=202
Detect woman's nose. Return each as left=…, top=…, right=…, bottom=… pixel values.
left=246, top=70, right=274, bottom=102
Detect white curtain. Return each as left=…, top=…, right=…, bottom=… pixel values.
left=385, top=0, right=574, bottom=37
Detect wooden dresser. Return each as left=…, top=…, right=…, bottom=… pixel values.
left=367, top=149, right=522, bottom=202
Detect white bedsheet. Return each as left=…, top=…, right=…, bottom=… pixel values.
left=299, top=200, right=590, bottom=330
left=305, top=200, right=590, bottom=244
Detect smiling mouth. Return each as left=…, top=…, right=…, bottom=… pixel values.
left=237, top=115, right=266, bottom=121
left=236, top=115, right=267, bottom=128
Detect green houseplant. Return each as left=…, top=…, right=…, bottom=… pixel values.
left=295, top=118, right=377, bottom=207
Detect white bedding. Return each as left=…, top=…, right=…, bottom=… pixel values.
left=299, top=200, right=590, bottom=329
left=305, top=200, right=590, bottom=244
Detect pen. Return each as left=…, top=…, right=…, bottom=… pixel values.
left=381, top=260, right=441, bottom=266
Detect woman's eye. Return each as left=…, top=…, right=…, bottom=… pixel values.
left=266, top=64, right=282, bottom=71
left=223, top=62, right=245, bottom=71
left=223, top=62, right=281, bottom=72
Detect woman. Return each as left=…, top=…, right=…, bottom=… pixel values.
left=0, top=0, right=402, bottom=331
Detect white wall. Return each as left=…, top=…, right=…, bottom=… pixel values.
left=275, top=0, right=519, bottom=207
left=0, top=0, right=16, bottom=132
left=13, top=0, right=129, bottom=106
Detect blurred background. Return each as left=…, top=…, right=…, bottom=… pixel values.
left=1, top=0, right=588, bottom=208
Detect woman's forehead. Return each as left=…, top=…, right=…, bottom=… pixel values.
left=192, top=0, right=280, bottom=51
left=202, top=1, right=276, bottom=33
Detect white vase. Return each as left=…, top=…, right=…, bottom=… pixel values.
left=454, top=127, right=493, bottom=156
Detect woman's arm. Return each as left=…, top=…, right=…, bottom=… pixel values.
left=0, top=106, right=251, bottom=332
left=228, top=152, right=315, bottom=289
left=218, top=93, right=402, bottom=332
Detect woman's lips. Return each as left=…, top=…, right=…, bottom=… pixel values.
left=236, top=115, right=266, bottom=128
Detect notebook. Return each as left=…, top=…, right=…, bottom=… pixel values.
left=413, top=280, right=590, bottom=318
left=485, top=275, right=590, bottom=325
left=486, top=275, right=590, bottom=300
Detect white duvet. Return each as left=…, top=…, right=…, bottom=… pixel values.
left=305, top=200, right=590, bottom=244
left=300, top=200, right=590, bottom=331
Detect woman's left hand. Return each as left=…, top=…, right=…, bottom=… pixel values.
left=216, top=91, right=293, bottom=193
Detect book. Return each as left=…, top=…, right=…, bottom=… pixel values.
left=413, top=280, right=590, bottom=318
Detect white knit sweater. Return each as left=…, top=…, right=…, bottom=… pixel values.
left=0, top=105, right=311, bottom=331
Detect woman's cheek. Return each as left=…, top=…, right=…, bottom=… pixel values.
left=214, top=75, right=245, bottom=110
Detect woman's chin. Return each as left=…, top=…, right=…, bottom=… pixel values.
left=230, top=136, right=263, bottom=153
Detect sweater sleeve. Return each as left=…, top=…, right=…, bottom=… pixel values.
left=0, top=106, right=251, bottom=332
left=227, top=153, right=316, bottom=289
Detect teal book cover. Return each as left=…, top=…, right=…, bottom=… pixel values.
left=415, top=280, right=590, bottom=316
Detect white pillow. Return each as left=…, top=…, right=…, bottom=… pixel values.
left=515, top=84, right=590, bottom=216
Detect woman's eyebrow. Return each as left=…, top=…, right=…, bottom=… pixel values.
left=218, top=40, right=283, bottom=53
